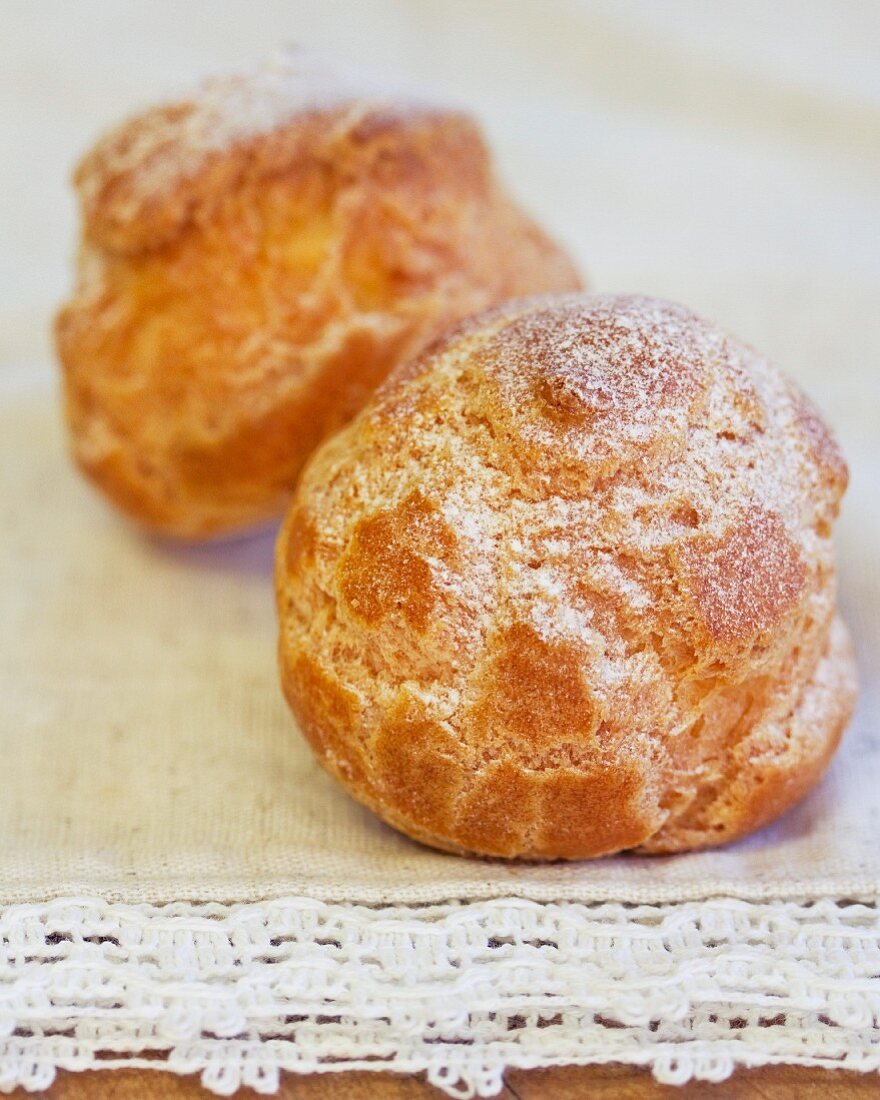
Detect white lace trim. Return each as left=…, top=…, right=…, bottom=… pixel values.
left=0, top=895, right=878, bottom=1097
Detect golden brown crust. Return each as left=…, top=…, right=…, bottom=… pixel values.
left=55, top=50, right=582, bottom=538
left=276, top=292, right=856, bottom=859
left=674, top=506, right=807, bottom=647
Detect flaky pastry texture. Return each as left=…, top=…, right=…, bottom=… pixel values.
left=55, top=50, right=581, bottom=537
left=276, top=293, right=856, bottom=859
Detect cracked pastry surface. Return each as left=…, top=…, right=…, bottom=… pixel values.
left=55, top=49, right=581, bottom=538
left=276, top=292, right=856, bottom=859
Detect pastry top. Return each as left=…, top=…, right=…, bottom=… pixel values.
left=276, top=293, right=853, bottom=858
left=295, top=292, right=846, bottom=670
left=74, top=47, right=475, bottom=254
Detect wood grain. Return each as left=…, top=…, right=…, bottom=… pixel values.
left=7, top=1065, right=876, bottom=1099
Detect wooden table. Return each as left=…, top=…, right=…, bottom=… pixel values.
left=10, top=1065, right=875, bottom=1099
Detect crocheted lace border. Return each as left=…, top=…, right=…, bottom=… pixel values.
left=1, top=894, right=878, bottom=1097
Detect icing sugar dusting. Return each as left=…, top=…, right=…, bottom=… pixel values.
left=376, top=294, right=844, bottom=676
left=176, top=45, right=440, bottom=150
left=464, top=294, right=735, bottom=489
left=77, top=46, right=446, bottom=226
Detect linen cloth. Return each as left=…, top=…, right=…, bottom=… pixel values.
left=1, top=1, right=879, bottom=1094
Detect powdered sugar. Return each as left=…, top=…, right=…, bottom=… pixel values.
left=76, top=46, right=444, bottom=231
left=170, top=46, right=438, bottom=155
left=478, top=295, right=719, bottom=452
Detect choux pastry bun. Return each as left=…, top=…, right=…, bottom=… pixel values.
left=56, top=50, right=582, bottom=537
left=276, top=293, right=856, bottom=859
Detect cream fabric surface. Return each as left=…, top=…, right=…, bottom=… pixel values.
left=1, top=1, right=879, bottom=1093
left=1, top=395, right=878, bottom=907
left=2, top=0, right=879, bottom=910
